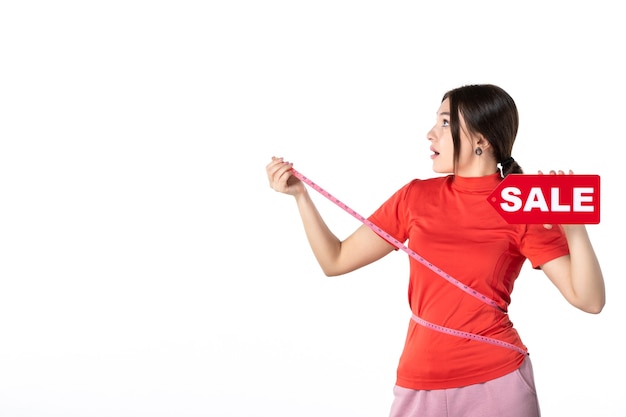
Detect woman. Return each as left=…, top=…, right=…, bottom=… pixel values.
left=265, top=84, right=605, bottom=417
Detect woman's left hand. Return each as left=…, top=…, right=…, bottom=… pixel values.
left=537, top=169, right=577, bottom=230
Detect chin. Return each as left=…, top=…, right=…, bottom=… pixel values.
left=432, top=165, right=451, bottom=174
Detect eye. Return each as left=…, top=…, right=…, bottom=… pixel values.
left=442, top=119, right=449, bottom=127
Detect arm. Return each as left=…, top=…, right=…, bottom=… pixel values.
left=540, top=224, right=605, bottom=314
left=536, top=169, right=605, bottom=313
left=267, top=157, right=395, bottom=276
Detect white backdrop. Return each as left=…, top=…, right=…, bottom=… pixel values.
left=1, top=1, right=623, bottom=416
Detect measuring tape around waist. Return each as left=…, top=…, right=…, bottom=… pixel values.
left=410, top=313, right=528, bottom=355
left=290, top=168, right=504, bottom=311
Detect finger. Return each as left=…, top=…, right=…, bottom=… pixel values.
left=277, top=162, right=294, bottom=183
left=266, top=156, right=283, bottom=171
left=268, top=159, right=291, bottom=181
left=267, top=159, right=289, bottom=185
left=266, top=158, right=284, bottom=177
left=549, top=170, right=556, bottom=175
left=272, top=158, right=291, bottom=173
left=538, top=170, right=544, bottom=175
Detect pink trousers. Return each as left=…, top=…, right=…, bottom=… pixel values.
left=388, top=357, right=541, bottom=417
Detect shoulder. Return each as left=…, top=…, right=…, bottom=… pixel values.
left=404, top=175, right=451, bottom=193
left=382, top=176, right=451, bottom=206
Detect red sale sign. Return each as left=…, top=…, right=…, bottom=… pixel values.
left=487, top=174, right=600, bottom=224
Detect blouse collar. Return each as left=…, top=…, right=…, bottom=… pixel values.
left=450, top=171, right=502, bottom=192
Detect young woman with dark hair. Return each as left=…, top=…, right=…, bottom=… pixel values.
left=265, top=84, right=605, bottom=417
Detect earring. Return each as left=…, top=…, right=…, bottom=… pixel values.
left=474, top=147, right=483, bottom=156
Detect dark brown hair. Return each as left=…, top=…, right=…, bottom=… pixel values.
left=443, top=84, right=523, bottom=177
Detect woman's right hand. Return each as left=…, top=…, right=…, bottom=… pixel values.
left=266, top=157, right=306, bottom=197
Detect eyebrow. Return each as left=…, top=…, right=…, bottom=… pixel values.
left=438, top=111, right=451, bottom=117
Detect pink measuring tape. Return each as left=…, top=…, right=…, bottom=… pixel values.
left=291, top=168, right=528, bottom=356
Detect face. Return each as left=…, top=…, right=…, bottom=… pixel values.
left=427, top=98, right=477, bottom=175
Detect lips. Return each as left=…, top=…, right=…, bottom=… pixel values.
left=430, top=147, right=439, bottom=158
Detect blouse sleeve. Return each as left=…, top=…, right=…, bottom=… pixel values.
left=367, top=180, right=417, bottom=247
left=520, top=223, right=570, bottom=269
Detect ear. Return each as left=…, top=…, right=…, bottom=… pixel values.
left=475, top=135, right=492, bottom=151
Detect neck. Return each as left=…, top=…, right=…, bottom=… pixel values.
left=456, top=164, right=499, bottom=177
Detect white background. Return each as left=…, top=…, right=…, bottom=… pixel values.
left=1, top=1, right=623, bottom=416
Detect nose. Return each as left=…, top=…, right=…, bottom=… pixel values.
left=427, top=126, right=436, bottom=142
